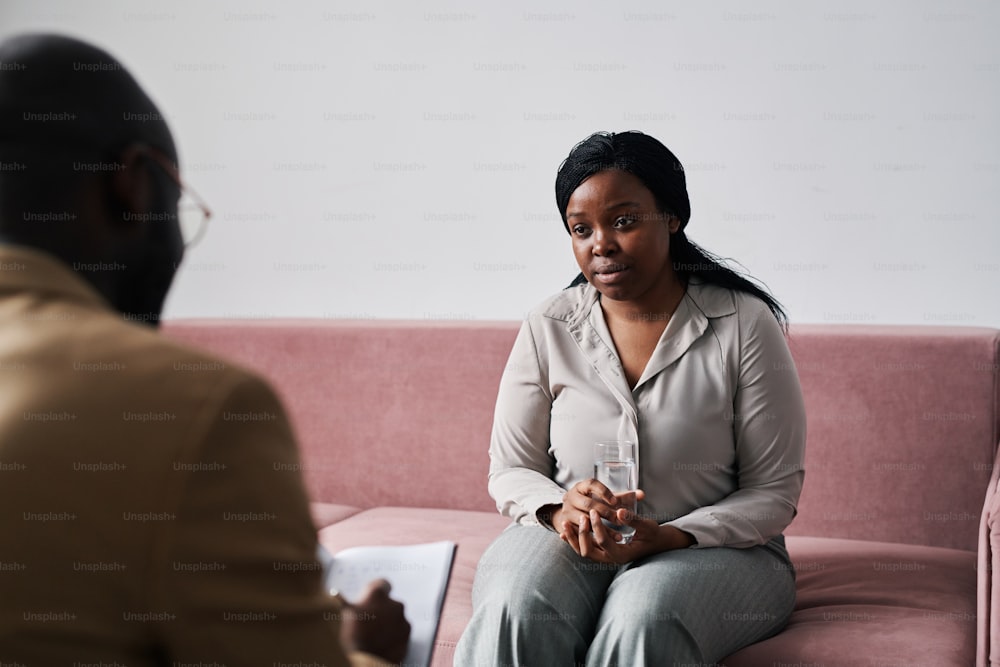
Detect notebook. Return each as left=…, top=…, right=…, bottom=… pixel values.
left=317, top=540, right=457, bottom=667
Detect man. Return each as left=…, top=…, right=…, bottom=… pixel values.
left=0, top=33, right=409, bottom=665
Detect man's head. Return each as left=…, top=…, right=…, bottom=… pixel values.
left=0, top=33, right=183, bottom=325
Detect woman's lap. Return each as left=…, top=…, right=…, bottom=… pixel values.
left=589, top=537, right=796, bottom=664
left=464, top=524, right=615, bottom=666
left=457, top=524, right=795, bottom=667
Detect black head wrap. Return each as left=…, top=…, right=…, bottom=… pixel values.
left=555, top=131, right=690, bottom=233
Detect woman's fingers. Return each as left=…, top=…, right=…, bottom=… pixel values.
left=577, top=514, right=593, bottom=558
left=561, top=521, right=582, bottom=555
left=575, top=479, right=618, bottom=508
left=565, top=480, right=619, bottom=522
left=558, top=482, right=648, bottom=563
left=589, top=509, right=618, bottom=550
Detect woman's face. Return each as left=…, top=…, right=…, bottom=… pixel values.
left=566, top=169, right=680, bottom=305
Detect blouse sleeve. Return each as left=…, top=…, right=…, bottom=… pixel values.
left=667, top=298, right=807, bottom=548
left=487, top=319, right=568, bottom=525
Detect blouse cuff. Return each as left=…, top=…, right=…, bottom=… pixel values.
left=664, top=513, right=725, bottom=549
left=524, top=493, right=568, bottom=530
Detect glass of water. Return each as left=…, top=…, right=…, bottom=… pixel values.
left=593, top=441, right=637, bottom=544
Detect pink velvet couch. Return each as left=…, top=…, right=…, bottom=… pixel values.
left=164, top=320, right=1000, bottom=666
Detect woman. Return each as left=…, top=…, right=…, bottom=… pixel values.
left=455, top=131, right=807, bottom=666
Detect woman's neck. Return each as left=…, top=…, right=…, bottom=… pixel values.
left=599, top=274, right=687, bottom=326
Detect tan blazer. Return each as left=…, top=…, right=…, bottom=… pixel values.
left=0, top=246, right=386, bottom=666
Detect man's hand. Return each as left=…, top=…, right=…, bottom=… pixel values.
left=340, top=579, right=410, bottom=665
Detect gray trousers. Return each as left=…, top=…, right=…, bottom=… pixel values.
left=454, top=524, right=795, bottom=667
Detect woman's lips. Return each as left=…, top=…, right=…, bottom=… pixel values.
left=592, top=266, right=630, bottom=284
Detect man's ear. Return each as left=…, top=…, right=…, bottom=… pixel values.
left=109, top=143, right=152, bottom=234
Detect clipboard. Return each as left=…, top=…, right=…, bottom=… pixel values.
left=318, top=540, right=457, bottom=667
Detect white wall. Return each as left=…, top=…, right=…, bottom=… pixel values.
left=3, top=0, right=998, bottom=326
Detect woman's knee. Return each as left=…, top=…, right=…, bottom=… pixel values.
left=590, top=546, right=796, bottom=662
left=473, top=526, right=570, bottom=598
left=471, top=525, right=617, bottom=633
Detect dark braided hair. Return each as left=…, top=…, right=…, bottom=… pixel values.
left=555, top=131, right=787, bottom=329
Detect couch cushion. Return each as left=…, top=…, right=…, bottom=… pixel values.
left=726, top=536, right=977, bottom=665
left=317, top=507, right=510, bottom=667
left=321, top=514, right=976, bottom=666
left=310, top=502, right=363, bottom=530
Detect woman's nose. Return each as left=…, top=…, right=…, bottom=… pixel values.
left=592, top=228, right=618, bottom=256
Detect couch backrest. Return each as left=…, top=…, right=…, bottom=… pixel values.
left=164, top=320, right=999, bottom=551
left=785, top=325, right=998, bottom=551
left=165, top=320, right=516, bottom=514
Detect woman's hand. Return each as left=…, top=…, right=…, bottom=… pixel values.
left=564, top=509, right=692, bottom=564
left=547, top=479, right=626, bottom=535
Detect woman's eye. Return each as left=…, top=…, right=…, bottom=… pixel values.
left=613, top=216, right=636, bottom=228
left=572, top=225, right=590, bottom=236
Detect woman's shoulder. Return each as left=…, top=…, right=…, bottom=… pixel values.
left=687, top=281, right=777, bottom=327
left=524, top=283, right=597, bottom=325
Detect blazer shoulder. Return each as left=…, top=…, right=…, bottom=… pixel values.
left=60, top=313, right=278, bottom=411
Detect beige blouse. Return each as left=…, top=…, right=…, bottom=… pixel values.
left=487, top=280, right=807, bottom=548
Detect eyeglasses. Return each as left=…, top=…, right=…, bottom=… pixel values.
left=138, top=145, right=213, bottom=248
